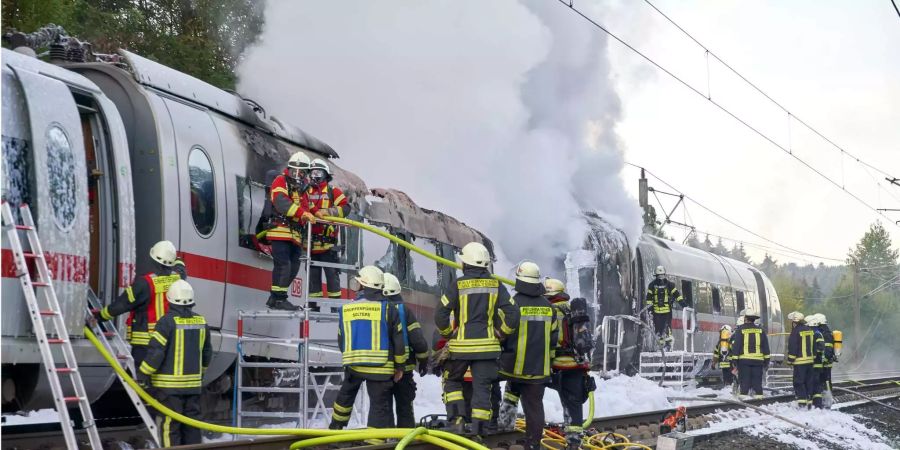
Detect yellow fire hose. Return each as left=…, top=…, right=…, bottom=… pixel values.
left=84, top=327, right=487, bottom=450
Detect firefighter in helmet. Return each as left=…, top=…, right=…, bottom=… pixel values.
left=95, top=240, right=186, bottom=369
left=498, top=262, right=558, bottom=450
left=266, top=152, right=316, bottom=311
left=645, top=265, right=684, bottom=350
left=329, top=266, right=407, bottom=429
left=713, top=324, right=735, bottom=387
left=806, top=314, right=827, bottom=408
left=305, top=158, right=349, bottom=311
left=814, top=313, right=836, bottom=406
left=731, top=308, right=770, bottom=399
left=383, top=272, right=430, bottom=427
left=137, top=280, right=211, bottom=446
left=786, top=311, right=816, bottom=408
left=436, top=242, right=518, bottom=438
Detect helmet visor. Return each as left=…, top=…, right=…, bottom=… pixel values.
left=289, top=168, right=308, bottom=182
left=310, top=168, right=327, bottom=182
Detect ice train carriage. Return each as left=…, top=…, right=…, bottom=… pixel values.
left=0, top=47, right=493, bottom=414
left=567, top=213, right=784, bottom=376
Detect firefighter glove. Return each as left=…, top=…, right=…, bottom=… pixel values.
left=301, top=211, right=317, bottom=224
left=136, top=372, right=151, bottom=389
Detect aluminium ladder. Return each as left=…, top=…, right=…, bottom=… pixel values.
left=1, top=202, right=103, bottom=450
left=85, top=289, right=160, bottom=447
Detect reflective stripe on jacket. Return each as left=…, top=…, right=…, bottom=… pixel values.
left=713, top=344, right=731, bottom=368
left=645, top=279, right=683, bottom=314
left=101, top=267, right=184, bottom=346
left=731, top=323, right=771, bottom=364
left=139, top=305, right=212, bottom=394
left=306, top=183, right=348, bottom=253
left=435, top=267, right=518, bottom=360
left=338, top=291, right=407, bottom=380
left=787, top=324, right=816, bottom=365
left=388, top=295, right=430, bottom=372
left=500, top=280, right=558, bottom=382
left=268, top=172, right=307, bottom=245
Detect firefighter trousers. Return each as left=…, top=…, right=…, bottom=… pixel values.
left=506, top=381, right=545, bottom=448
left=444, top=359, right=497, bottom=428
left=737, top=361, right=764, bottom=397
left=309, top=249, right=342, bottom=304
left=550, top=370, right=587, bottom=426
left=812, top=367, right=824, bottom=408
left=791, top=364, right=815, bottom=405
left=721, top=367, right=734, bottom=386
left=820, top=367, right=832, bottom=392
left=330, top=369, right=395, bottom=429
left=452, top=378, right=498, bottom=423
left=156, top=392, right=201, bottom=446
left=392, top=371, right=417, bottom=428
left=652, top=312, right=673, bottom=339
left=270, top=241, right=302, bottom=301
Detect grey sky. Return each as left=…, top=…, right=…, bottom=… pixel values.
left=604, top=0, right=900, bottom=265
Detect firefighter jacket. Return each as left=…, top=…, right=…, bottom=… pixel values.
left=548, top=294, right=589, bottom=371
left=713, top=341, right=732, bottom=369
left=435, top=266, right=518, bottom=360
left=645, top=279, right=683, bottom=314
left=306, top=182, right=348, bottom=254
left=268, top=171, right=310, bottom=246
left=139, top=304, right=212, bottom=395
left=338, top=288, right=407, bottom=380
left=731, top=322, right=771, bottom=365
left=386, top=294, right=430, bottom=372
left=787, top=323, right=816, bottom=365
left=499, top=280, right=558, bottom=383
left=812, top=327, right=826, bottom=369
left=819, top=324, right=835, bottom=368
left=100, top=262, right=186, bottom=346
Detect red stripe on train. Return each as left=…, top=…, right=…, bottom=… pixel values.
left=1, top=248, right=88, bottom=283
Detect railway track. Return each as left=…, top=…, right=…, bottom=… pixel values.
left=2, top=376, right=897, bottom=450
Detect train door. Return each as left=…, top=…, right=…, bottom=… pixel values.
left=10, top=67, right=90, bottom=333
left=166, top=99, right=227, bottom=328
left=751, top=270, right=769, bottom=331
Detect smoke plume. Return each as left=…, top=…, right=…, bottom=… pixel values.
left=237, top=0, right=641, bottom=273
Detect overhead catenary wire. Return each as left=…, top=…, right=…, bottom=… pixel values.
left=628, top=162, right=846, bottom=262
left=558, top=1, right=899, bottom=229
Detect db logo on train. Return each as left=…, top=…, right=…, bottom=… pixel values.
left=290, top=278, right=303, bottom=298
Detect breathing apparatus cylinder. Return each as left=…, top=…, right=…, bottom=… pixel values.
left=719, top=328, right=731, bottom=355
left=833, top=330, right=843, bottom=356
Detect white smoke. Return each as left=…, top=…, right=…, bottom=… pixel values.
left=237, top=0, right=641, bottom=272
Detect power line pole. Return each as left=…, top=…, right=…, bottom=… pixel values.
left=852, top=263, right=860, bottom=356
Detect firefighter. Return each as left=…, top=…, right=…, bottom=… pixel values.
left=306, top=158, right=349, bottom=311
left=435, top=242, right=518, bottom=437
left=432, top=328, right=502, bottom=432
left=95, top=240, right=186, bottom=370
left=806, top=314, right=827, bottom=409
left=541, top=278, right=591, bottom=449
left=815, top=313, right=836, bottom=406
left=267, top=152, right=316, bottom=311
left=645, top=266, right=684, bottom=351
left=786, top=311, right=816, bottom=408
left=713, top=325, right=734, bottom=388
left=137, top=280, right=211, bottom=447
left=329, top=266, right=406, bottom=429
left=731, top=308, right=770, bottom=399
left=383, top=272, right=430, bottom=428
left=498, top=262, right=558, bottom=450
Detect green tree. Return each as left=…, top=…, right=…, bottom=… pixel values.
left=2, top=0, right=264, bottom=89
left=729, top=243, right=751, bottom=264
left=642, top=205, right=669, bottom=240
left=758, top=253, right=777, bottom=278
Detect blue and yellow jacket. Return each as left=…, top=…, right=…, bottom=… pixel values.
left=338, top=288, right=407, bottom=380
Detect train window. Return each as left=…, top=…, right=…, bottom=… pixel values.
left=407, top=237, right=440, bottom=294
left=736, top=291, right=746, bottom=312
left=362, top=223, right=396, bottom=274
left=681, top=280, right=693, bottom=307
left=188, top=147, right=215, bottom=236
left=46, top=125, right=77, bottom=231
left=695, top=281, right=711, bottom=314
left=712, top=287, right=722, bottom=314
left=2, top=136, right=31, bottom=222
left=236, top=175, right=268, bottom=250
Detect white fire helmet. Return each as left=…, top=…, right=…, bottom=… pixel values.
left=720, top=324, right=733, bottom=333
left=166, top=279, right=195, bottom=306
left=310, top=158, right=331, bottom=175
left=458, top=242, right=491, bottom=268
left=740, top=308, right=760, bottom=320
left=149, top=240, right=177, bottom=267
left=655, top=266, right=666, bottom=276
left=544, top=278, right=566, bottom=297
left=816, top=313, right=827, bottom=325
left=383, top=272, right=401, bottom=297
left=287, top=152, right=311, bottom=182
left=787, top=311, right=805, bottom=323
left=515, top=261, right=541, bottom=284
left=805, top=315, right=821, bottom=327
left=355, top=265, right=384, bottom=290
left=736, top=315, right=745, bottom=326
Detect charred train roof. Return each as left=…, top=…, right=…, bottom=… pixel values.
left=117, top=50, right=337, bottom=159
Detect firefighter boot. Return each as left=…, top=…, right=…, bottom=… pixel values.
left=497, top=399, right=518, bottom=431
left=565, top=427, right=583, bottom=450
